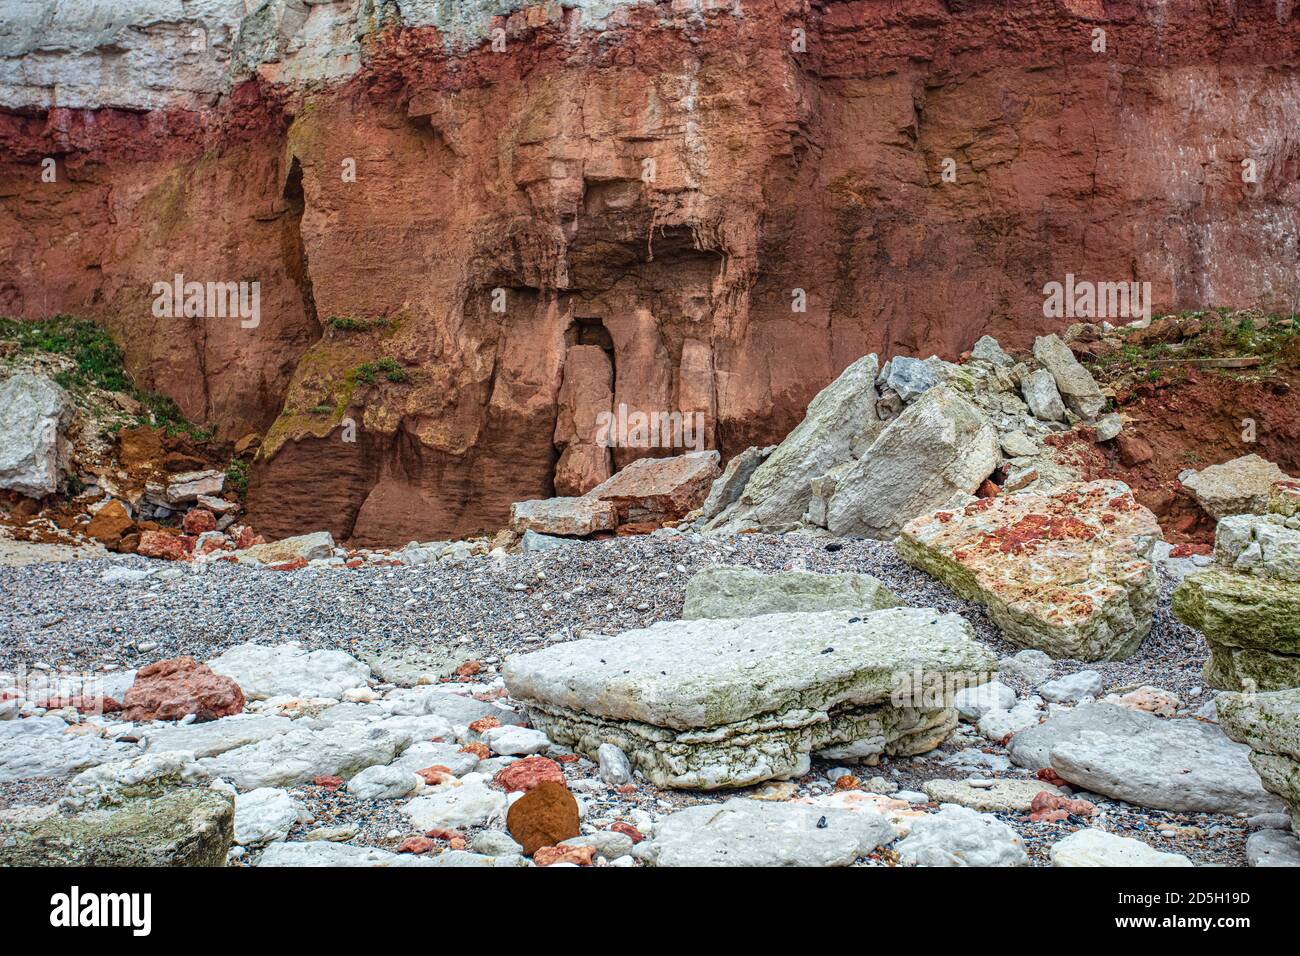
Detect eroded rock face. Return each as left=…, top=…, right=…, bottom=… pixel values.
left=502, top=607, right=995, bottom=789
left=1218, top=688, right=1300, bottom=832
left=5, top=4, right=1300, bottom=542
left=898, top=481, right=1161, bottom=661
left=1174, top=505, right=1300, bottom=691
left=553, top=344, right=613, bottom=496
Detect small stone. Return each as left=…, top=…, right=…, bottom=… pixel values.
left=533, top=844, right=596, bottom=867
left=971, top=335, right=1014, bottom=367
left=897, top=805, right=1028, bottom=867
left=493, top=755, right=566, bottom=792
left=952, top=680, right=1016, bottom=722
left=481, top=725, right=549, bottom=756
left=921, top=778, right=1062, bottom=813
left=1246, top=829, right=1300, bottom=867
left=597, top=743, right=633, bottom=787
left=1039, top=670, right=1104, bottom=703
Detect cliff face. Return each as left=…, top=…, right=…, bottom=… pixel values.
left=3, top=1, right=1299, bottom=544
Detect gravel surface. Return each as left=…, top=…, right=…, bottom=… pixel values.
left=0, top=532, right=1205, bottom=687
left=0, top=532, right=1245, bottom=867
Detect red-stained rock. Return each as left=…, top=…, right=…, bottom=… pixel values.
left=234, top=526, right=263, bottom=550
left=313, top=775, right=344, bottom=791
left=120, top=657, right=245, bottom=723
left=1029, top=790, right=1097, bottom=821
left=459, top=742, right=490, bottom=760
left=897, top=480, right=1161, bottom=661
left=415, top=766, right=455, bottom=786
left=264, top=556, right=308, bottom=571
left=455, top=660, right=482, bottom=678
left=554, top=345, right=614, bottom=496
left=1036, top=768, right=1069, bottom=787
left=493, top=756, right=566, bottom=793
left=532, top=844, right=596, bottom=867
left=197, top=534, right=230, bottom=555
left=136, top=529, right=192, bottom=561
left=506, top=780, right=581, bottom=856
left=397, top=836, right=435, bottom=855
left=468, top=716, right=501, bottom=733
left=182, top=508, right=218, bottom=534
left=1115, top=434, right=1154, bottom=467
left=610, top=821, right=644, bottom=844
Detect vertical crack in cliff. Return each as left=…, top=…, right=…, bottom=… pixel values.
left=281, top=155, right=320, bottom=339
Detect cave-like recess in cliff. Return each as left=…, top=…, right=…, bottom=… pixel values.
left=282, top=156, right=320, bottom=343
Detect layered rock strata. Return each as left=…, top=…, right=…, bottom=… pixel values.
left=502, top=607, right=996, bottom=789
left=1173, top=484, right=1300, bottom=690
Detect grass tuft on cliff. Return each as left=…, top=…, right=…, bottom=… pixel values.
left=0, top=315, right=214, bottom=440
left=1087, top=310, right=1299, bottom=385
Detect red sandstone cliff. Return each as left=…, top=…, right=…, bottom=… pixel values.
left=2, top=1, right=1299, bottom=544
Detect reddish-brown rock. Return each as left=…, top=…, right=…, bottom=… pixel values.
left=493, top=756, right=566, bottom=793
left=610, top=821, right=644, bottom=844
left=136, top=529, right=192, bottom=561
left=120, top=656, right=245, bottom=723
left=1116, top=434, right=1155, bottom=468
left=532, top=844, right=596, bottom=867
left=182, top=508, right=217, bottom=534
left=86, top=500, right=135, bottom=550
left=415, top=766, right=455, bottom=786
left=396, top=837, right=435, bottom=855
left=506, top=779, right=581, bottom=856
left=584, top=451, right=722, bottom=524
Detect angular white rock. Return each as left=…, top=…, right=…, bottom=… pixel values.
left=1050, top=828, right=1193, bottom=867
left=402, top=781, right=509, bottom=831
left=207, top=642, right=369, bottom=701
left=897, top=804, right=1028, bottom=867
left=235, top=788, right=306, bottom=847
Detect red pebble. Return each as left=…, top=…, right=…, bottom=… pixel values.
left=397, top=837, right=435, bottom=855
